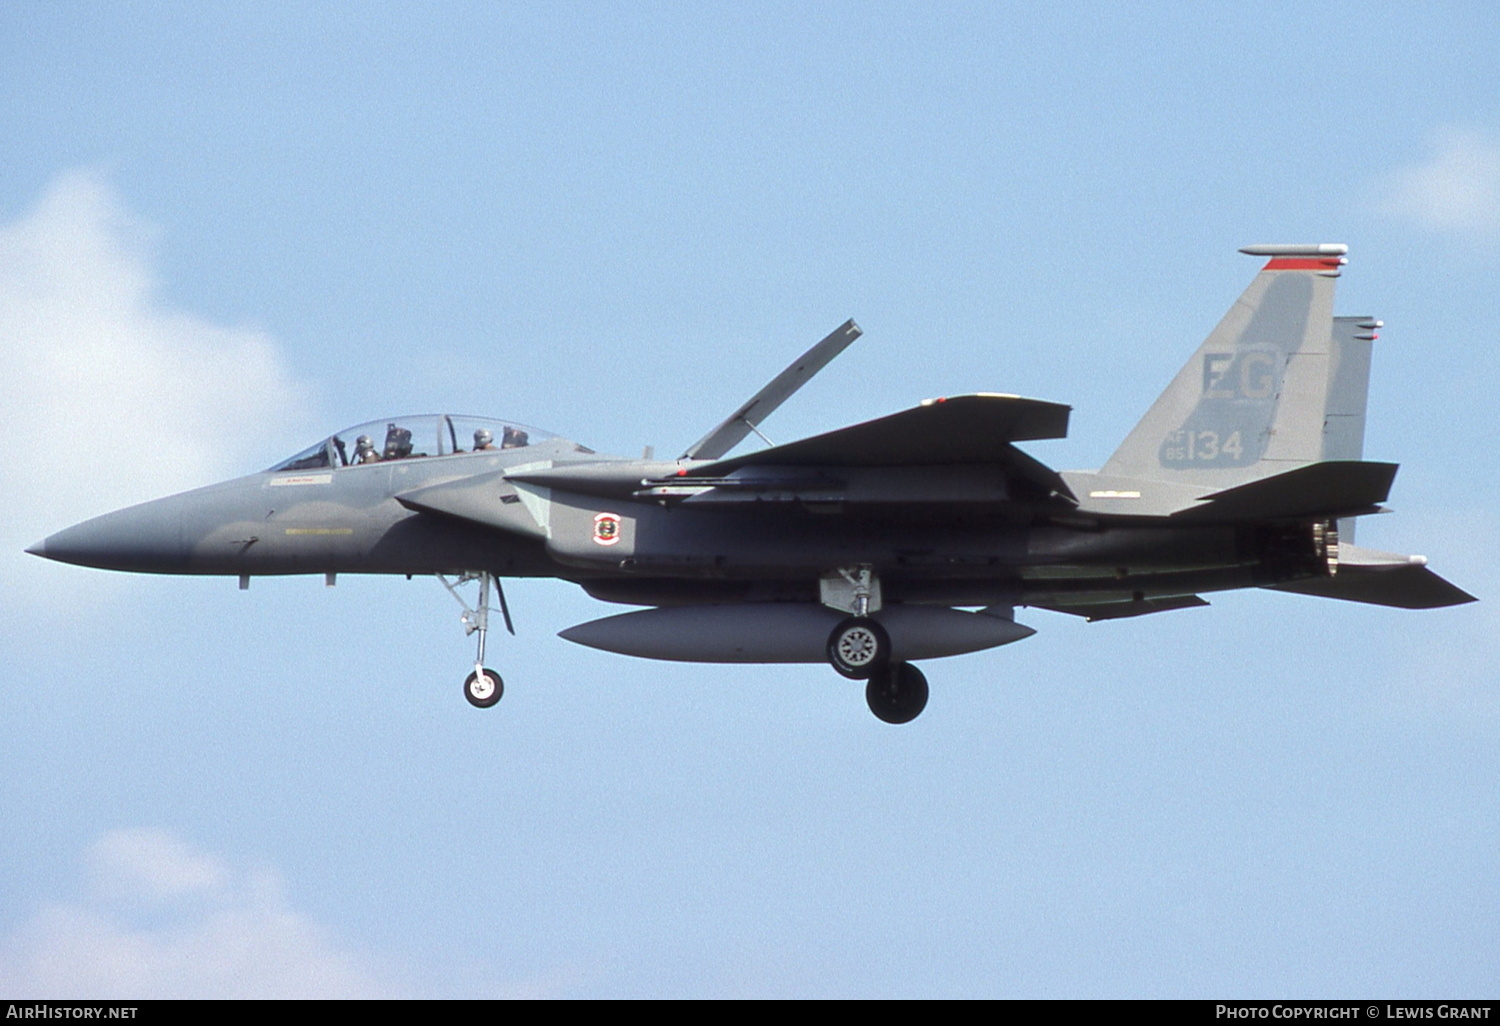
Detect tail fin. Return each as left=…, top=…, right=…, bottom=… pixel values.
left=1102, top=244, right=1357, bottom=491
left=1322, top=315, right=1377, bottom=462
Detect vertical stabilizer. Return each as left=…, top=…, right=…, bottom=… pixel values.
left=1101, top=245, right=1347, bottom=490
left=1322, top=315, right=1377, bottom=462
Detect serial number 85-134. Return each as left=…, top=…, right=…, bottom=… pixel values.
left=1162, top=429, right=1244, bottom=463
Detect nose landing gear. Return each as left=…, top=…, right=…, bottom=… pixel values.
left=438, top=571, right=513, bottom=709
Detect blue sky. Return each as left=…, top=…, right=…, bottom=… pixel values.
left=1, top=3, right=1497, bottom=997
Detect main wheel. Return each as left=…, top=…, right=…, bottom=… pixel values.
left=464, top=667, right=504, bottom=709
left=865, top=662, right=928, bottom=724
left=827, top=617, right=891, bottom=680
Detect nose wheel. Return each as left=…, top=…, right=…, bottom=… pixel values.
left=464, top=667, right=504, bottom=708
left=439, top=571, right=513, bottom=710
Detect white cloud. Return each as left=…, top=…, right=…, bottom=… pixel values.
left=88, top=828, right=230, bottom=904
left=0, top=170, right=319, bottom=604
left=0, top=829, right=396, bottom=999
left=1377, top=127, right=1500, bottom=238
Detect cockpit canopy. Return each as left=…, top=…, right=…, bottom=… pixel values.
left=270, top=415, right=557, bottom=472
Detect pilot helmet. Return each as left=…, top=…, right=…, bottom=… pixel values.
left=355, top=434, right=374, bottom=450
left=474, top=428, right=494, bottom=448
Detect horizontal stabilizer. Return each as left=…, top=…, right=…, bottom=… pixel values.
left=691, top=392, right=1070, bottom=478
left=1038, top=595, right=1209, bottom=621
left=1171, top=460, right=1396, bottom=522
left=1271, top=565, right=1475, bottom=609
left=1270, top=542, right=1475, bottom=608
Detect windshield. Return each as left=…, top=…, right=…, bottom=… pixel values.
left=269, top=415, right=557, bottom=472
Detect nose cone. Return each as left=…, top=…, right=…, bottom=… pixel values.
left=27, top=497, right=188, bottom=573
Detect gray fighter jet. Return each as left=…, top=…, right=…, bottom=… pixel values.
left=28, top=244, right=1475, bottom=723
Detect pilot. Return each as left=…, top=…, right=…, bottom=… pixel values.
left=473, top=428, right=498, bottom=451
left=501, top=426, right=529, bottom=449
left=353, top=435, right=381, bottom=464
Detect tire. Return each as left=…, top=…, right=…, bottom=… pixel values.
left=865, top=662, right=929, bottom=724
left=464, top=667, right=504, bottom=709
left=827, top=617, right=891, bottom=680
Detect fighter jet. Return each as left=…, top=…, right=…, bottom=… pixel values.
left=28, top=244, right=1475, bottom=723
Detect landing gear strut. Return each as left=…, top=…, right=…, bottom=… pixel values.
left=865, top=662, right=929, bottom=724
left=819, top=563, right=923, bottom=715
left=822, top=564, right=891, bottom=679
left=438, top=571, right=513, bottom=709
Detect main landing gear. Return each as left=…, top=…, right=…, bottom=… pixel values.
left=438, top=571, right=513, bottom=709
left=865, top=662, right=929, bottom=725
left=827, top=618, right=928, bottom=723
left=827, top=616, right=891, bottom=679
left=821, top=563, right=929, bottom=724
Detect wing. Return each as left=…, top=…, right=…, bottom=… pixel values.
left=650, top=393, right=1074, bottom=507
left=1168, top=460, right=1398, bottom=522
left=689, top=393, right=1069, bottom=469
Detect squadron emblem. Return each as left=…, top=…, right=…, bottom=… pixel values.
left=592, top=512, right=622, bottom=546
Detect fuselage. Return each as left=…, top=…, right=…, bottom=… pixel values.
left=30, top=416, right=1316, bottom=611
